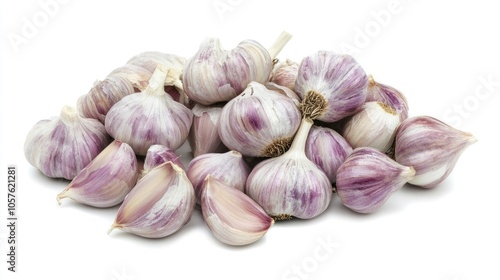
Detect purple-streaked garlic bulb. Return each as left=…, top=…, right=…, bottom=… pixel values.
left=24, top=106, right=110, bottom=180
left=188, top=103, right=227, bottom=157
left=366, top=75, right=409, bottom=121
left=143, top=144, right=184, bottom=173
left=187, top=151, right=250, bottom=204
left=270, top=59, right=299, bottom=91
left=218, top=81, right=302, bottom=157
left=305, top=125, right=353, bottom=183
left=295, top=51, right=368, bottom=122
left=246, top=118, right=333, bottom=220
left=395, top=116, right=477, bottom=188
left=108, top=161, right=195, bottom=238
left=56, top=140, right=138, bottom=208
left=342, top=101, right=401, bottom=152
left=336, top=147, right=415, bottom=214
left=182, top=32, right=292, bottom=105
left=105, top=65, right=193, bottom=156
left=201, top=176, right=274, bottom=246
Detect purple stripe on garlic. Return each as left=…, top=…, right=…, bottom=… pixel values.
left=142, top=144, right=184, bottom=175
left=366, top=75, right=409, bottom=122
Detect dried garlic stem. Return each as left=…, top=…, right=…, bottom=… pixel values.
left=268, top=31, right=293, bottom=59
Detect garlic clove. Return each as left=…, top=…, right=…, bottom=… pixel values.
left=305, top=125, right=353, bottom=183
left=246, top=118, right=333, bottom=220
left=342, top=101, right=401, bottom=152
left=270, top=59, right=299, bottom=91
left=218, top=81, right=302, bottom=157
left=201, top=175, right=274, bottom=246
left=141, top=144, right=184, bottom=178
left=105, top=65, right=193, bottom=156
left=188, top=103, right=228, bottom=157
left=336, top=147, right=415, bottom=214
left=366, top=75, right=409, bottom=122
left=187, top=150, right=250, bottom=204
left=395, top=116, right=477, bottom=188
left=295, top=51, right=368, bottom=122
left=108, top=161, right=195, bottom=238
left=24, top=106, right=111, bottom=180
left=56, top=140, right=138, bottom=208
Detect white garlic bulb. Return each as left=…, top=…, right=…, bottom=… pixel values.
left=24, top=106, right=110, bottom=180
left=105, top=65, right=193, bottom=156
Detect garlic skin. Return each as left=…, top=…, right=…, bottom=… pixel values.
left=108, top=161, right=195, bottom=238
left=265, top=82, right=301, bottom=103
left=218, top=81, right=302, bottom=157
left=143, top=144, right=184, bottom=175
left=201, top=176, right=274, bottom=246
left=305, top=125, right=353, bottom=183
left=366, top=75, right=409, bottom=121
left=108, top=64, right=153, bottom=92
left=24, top=106, right=110, bottom=180
left=342, top=101, right=401, bottom=152
left=187, top=151, right=250, bottom=204
left=395, top=116, right=477, bottom=188
left=105, top=65, right=193, bottom=156
left=56, top=140, right=138, bottom=208
left=246, top=118, right=333, bottom=220
left=295, top=51, right=368, bottom=122
left=271, top=59, right=299, bottom=91
left=188, top=103, right=227, bottom=157
left=336, top=147, right=415, bottom=214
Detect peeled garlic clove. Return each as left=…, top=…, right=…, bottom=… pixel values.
left=142, top=144, right=184, bottom=176
left=201, top=175, right=274, bottom=246
left=305, top=125, right=353, bottom=183
left=246, top=118, right=333, bottom=220
left=295, top=51, right=368, bottom=122
left=24, top=106, right=110, bottom=180
left=187, top=150, right=250, bottom=204
left=108, top=64, right=153, bottom=92
left=270, top=59, right=299, bottom=91
left=366, top=75, right=409, bottom=121
left=342, top=101, right=401, bottom=152
left=105, top=65, right=193, bottom=156
left=56, top=140, right=138, bottom=207
left=77, top=76, right=135, bottom=123
left=336, top=147, right=415, bottom=214
left=108, top=161, right=195, bottom=238
left=218, top=81, right=302, bottom=157
left=188, top=103, right=228, bottom=157
left=395, top=116, right=477, bottom=188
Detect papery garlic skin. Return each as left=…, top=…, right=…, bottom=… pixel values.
left=182, top=38, right=273, bottom=105
left=366, top=75, right=409, bottom=121
left=395, top=116, right=477, bottom=188
left=143, top=144, right=184, bottom=173
left=336, top=147, right=415, bottom=214
left=24, top=106, right=110, bottom=180
left=108, top=64, right=153, bottom=92
left=305, top=125, right=353, bottom=183
left=201, top=176, right=274, bottom=246
left=187, top=151, right=250, bottom=204
left=246, top=118, right=333, bottom=220
left=271, top=59, right=299, bottom=91
left=295, top=51, right=368, bottom=122
left=265, top=82, right=301, bottom=103
left=56, top=140, right=138, bottom=208
left=108, top=161, right=195, bottom=238
left=342, top=101, right=401, bottom=152
left=188, top=103, right=227, bottom=157
left=105, top=66, right=193, bottom=156
left=218, top=81, right=302, bottom=157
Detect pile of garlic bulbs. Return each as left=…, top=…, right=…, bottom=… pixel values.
left=24, top=32, right=477, bottom=246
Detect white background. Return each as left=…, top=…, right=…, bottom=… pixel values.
left=1, top=1, right=499, bottom=280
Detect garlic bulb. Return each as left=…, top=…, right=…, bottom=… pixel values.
left=105, top=65, right=193, bottom=156
left=305, top=125, right=353, bottom=183
left=218, top=81, right=302, bottom=157
left=182, top=32, right=292, bottom=105
left=187, top=151, right=250, bottom=204
left=342, top=101, right=401, bottom=152
left=336, top=147, right=415, bottom=214
left=108, top=161, right=195, bottom=238
left=270, top=59, right=299, bottom=91
left=142, top=144, right=184, bottom=176
left=295, top=51, right=368, bottom=122
left=188, top=103, right=227, bottom=157
left=366, top=75, right=409, bottom=121
left=246, top=118, right=333, bottom=220
left=201, top=175, right=274, bottom=246
left=56, top=140, right=138, bottom=208
left=24, top=106, right=110, bottom=180
left=108, top=64, right=153, bottom=92
left=395, top=116, right=477, bottom=188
